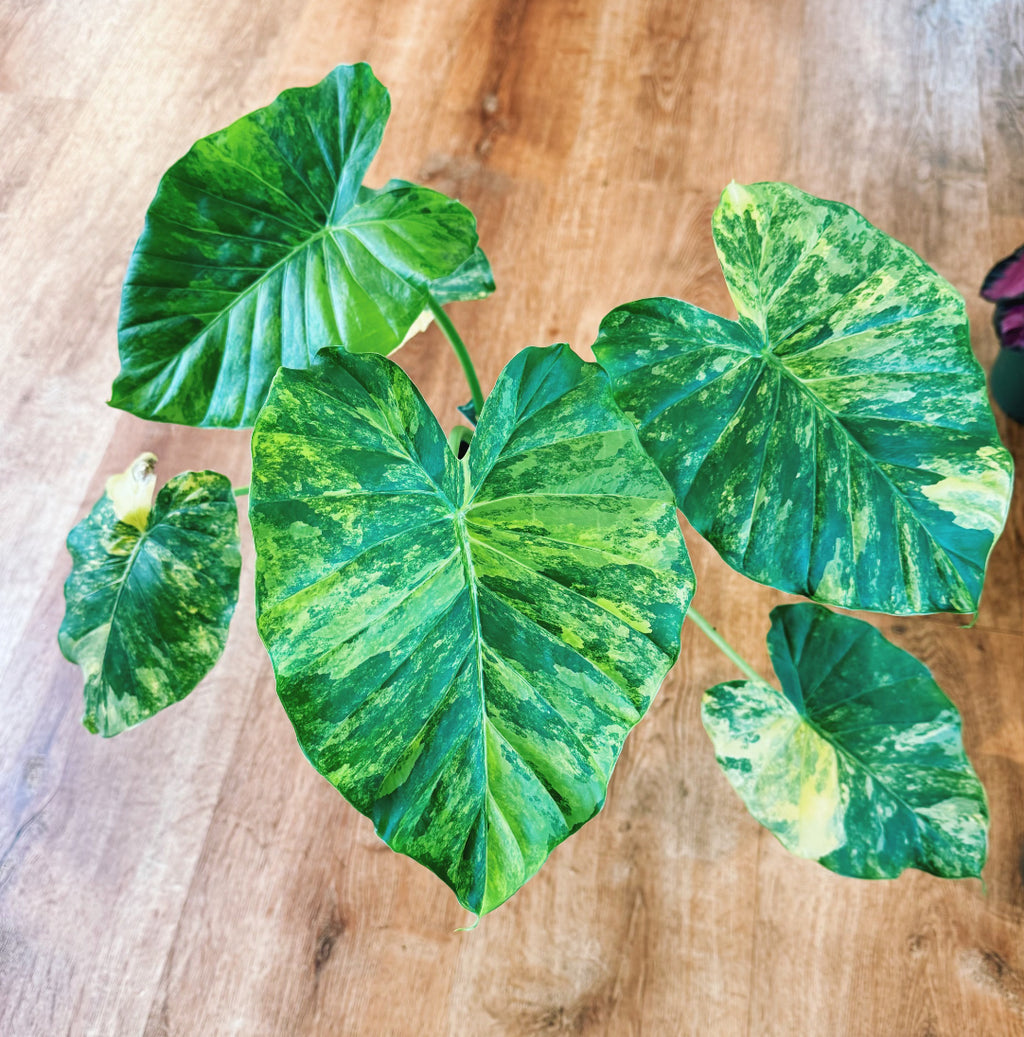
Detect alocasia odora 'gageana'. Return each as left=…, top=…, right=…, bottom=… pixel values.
left=60, top=63, right=1012, bottom=915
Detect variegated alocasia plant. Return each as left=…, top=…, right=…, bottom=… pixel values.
left=60, top=63, right=1013, bottom=917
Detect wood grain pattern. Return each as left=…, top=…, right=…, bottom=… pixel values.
left=2, top=0, right=1022, bottom=1033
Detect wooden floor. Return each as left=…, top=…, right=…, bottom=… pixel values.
left=2, top=0, right=1024, bottom=1033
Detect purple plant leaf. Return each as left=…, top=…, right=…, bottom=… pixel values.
left=994, top=300, right=1024, bottom=351
left=982, top=243, right=1024, bottom=302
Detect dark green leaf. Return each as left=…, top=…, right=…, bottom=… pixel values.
left=594, top=181, right=1013, bottom=614
left=250, top=344, right=693, bottom=913
left=59, top=455, right=241, bottom=736
left=702, top=603, right=987, bottom=878
left=111, top=64, right=481, bottom=428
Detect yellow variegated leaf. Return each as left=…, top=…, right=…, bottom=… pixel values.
left=59, top=460, right=241, bottom=736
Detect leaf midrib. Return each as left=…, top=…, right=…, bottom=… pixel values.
left=790, top=687, right=974, bottom=868
left=453, top=510, right=489, bottom=891
left=97, top=521, right=150, bottom=688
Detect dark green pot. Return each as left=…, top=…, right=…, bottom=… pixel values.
left=990, top=347, right=1024, bottom=423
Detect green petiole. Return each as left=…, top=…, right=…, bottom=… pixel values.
left=428, top=295, right=485, bottom=418
left=686, top=605, right=765, bottom=684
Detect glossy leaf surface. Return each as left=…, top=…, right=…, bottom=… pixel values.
left=59, top=458, right=241, bottom=736
left=250, top=344, right=693, bottom=913
left=702, top=603, right=987, bottom=878
left=112, top=64, right=482, bottom=428
left=595, top=181, right=1013, bottom=614
left=431, top=243, right=495, bottom=305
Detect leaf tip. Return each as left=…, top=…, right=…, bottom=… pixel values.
left=454, top=912, right=481, bottom=933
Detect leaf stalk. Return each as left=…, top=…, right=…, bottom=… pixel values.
left=428, top=296, right=485, bottom=417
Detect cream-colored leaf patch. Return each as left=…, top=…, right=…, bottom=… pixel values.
left=397, top=308, right=434, bottom=349
left=105, top=452, right=157, bottom=531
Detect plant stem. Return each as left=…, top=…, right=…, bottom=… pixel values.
left=233, top=485, right=249, bottom=498
left=427, top=296, right=485, bottom=417
left=687, top=605, right=764, bottom=684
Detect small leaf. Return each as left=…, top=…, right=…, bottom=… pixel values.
left=594, top=181, right=1014, bottom=614
left=457, top=399, right=478, bottom=425
left=111, top=64, right=482, bottom=428
left=702, top=603, right=987, bottom=879
left=250, top=344, right=694, bottom=913
left=59, top=458, right=241, bottom=736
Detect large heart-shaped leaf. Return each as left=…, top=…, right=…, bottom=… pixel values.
left=250, top=344, right=693, bottom=914
left=702, top=603, right=987, bottom=879
left=59, top=455, right=241, bottom=736
left=111, top=63, right=484, bottom=428
left=594, top=181, right=1013, bottom=614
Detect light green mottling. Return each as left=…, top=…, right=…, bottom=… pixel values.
left=920, top=452, right=1012, bottom=534
left=111, top=64, right=492, bottom=429
left=594, top=181, right=1014, bottom=614
left=250, top=344, right=694, bottom=914
left=59, top=465, right=241, bottom=736
left=702, top=603, right=987, bottom=879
